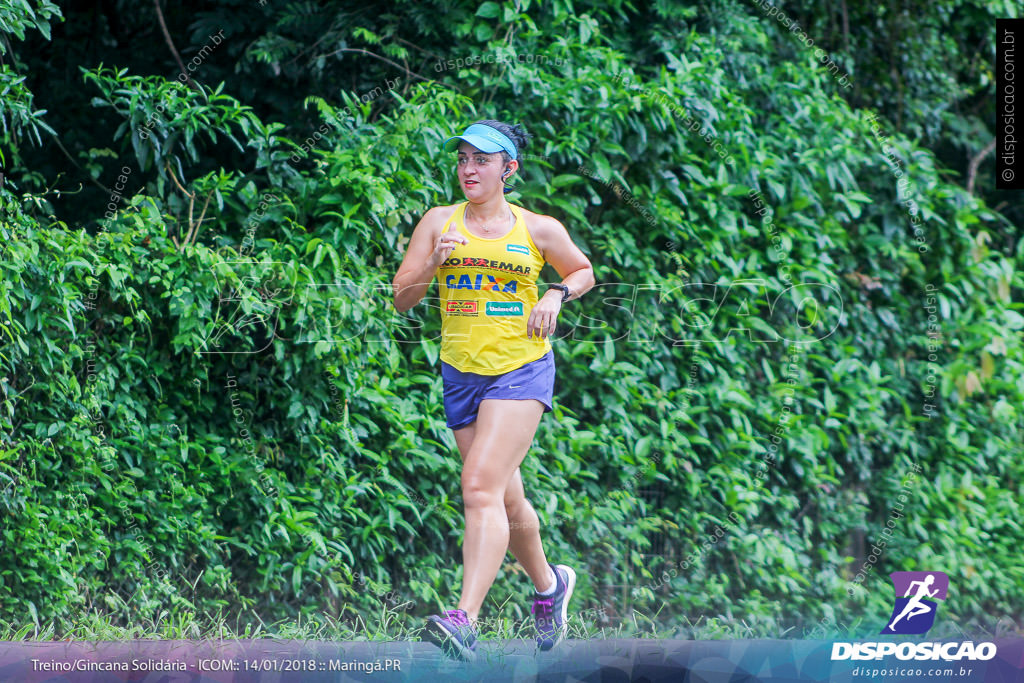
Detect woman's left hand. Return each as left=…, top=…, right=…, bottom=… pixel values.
left=527, top=291, right=562, bottom=339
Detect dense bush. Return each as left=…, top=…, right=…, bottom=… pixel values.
left=1, top=0, right=1021, bottom=637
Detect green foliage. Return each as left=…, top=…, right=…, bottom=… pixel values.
left=0, top=0, right=60, bottom=48
left=0, top=0, right=60, bottom=155
left=1, top=0, right=1022, bottom=638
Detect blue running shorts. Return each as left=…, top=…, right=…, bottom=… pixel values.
left=441, top=350, right=555, bottom=430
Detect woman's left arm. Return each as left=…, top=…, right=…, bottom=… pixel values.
left=527, top=216, right=596, bottom=340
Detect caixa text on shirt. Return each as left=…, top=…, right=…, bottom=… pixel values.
left=444, top=273, right=519, bottom=292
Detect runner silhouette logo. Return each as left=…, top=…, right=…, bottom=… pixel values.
left=881, top=571, right=949, bottom=635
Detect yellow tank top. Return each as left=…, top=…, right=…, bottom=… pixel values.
left=438, top=201, right=552, bottom=374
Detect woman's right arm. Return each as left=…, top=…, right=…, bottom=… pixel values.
left=391, top=207, right=467, bottom=313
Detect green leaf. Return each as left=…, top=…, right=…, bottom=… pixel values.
left=474, top=24, right=494, bottom=41
left=476, top=2, right=501, bottom=18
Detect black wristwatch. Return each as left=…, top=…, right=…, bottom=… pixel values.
left=547, top=283, right=571, bottom=302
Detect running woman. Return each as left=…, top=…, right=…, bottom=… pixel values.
left=886, top=574, right=940, bottom=632
left=391, top=120, right=595, bottom=660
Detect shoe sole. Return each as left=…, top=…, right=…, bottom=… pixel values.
left=424, top=618, right=477, bottom=662
left=540, top=564, right=577, bottom=651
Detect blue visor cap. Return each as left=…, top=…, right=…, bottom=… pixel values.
left=443, top=123, right=517, bottom=160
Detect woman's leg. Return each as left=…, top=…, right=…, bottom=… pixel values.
left=452, top=424, right=556, bottom=597
left=502, top=469, right=557, bottom=592
left=454, top=398, right=545, bottom=622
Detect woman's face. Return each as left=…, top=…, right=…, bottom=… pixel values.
left=456, top=142, right=512, bottom=199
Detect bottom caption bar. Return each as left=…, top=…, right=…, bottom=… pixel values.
left=1, top=638, right=1023, bottom=682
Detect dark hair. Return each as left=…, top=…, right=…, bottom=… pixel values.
left=473, top=119, right=531, bottom=194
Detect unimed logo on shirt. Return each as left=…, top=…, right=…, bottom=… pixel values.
left=485, top=301, right=523, bottom=316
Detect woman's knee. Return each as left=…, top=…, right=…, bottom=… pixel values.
left=504, top=495, right=536, bottom=522
left=461, top=473, right=503, bottom=509
left=503, top=490, right=525, bottom=512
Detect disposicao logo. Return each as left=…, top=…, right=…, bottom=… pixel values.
left=882, top=571, right=947, bottom=635
left=506, top=244, right=530, bottom=255
left=830, top=570, right=997, bottom=662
